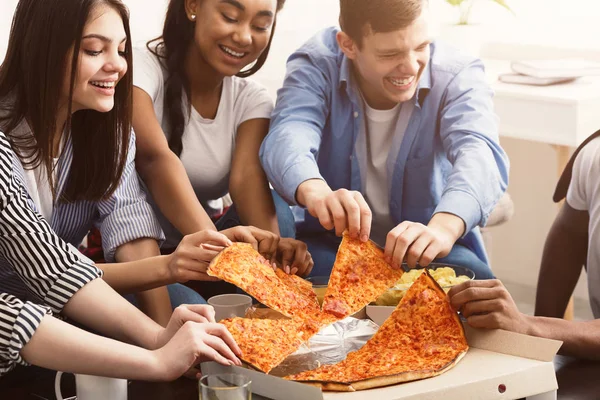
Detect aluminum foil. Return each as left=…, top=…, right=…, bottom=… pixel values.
left=269, top=317, right=379, bottom=377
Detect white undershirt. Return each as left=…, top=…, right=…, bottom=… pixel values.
left=23, top=161, right=55, bottom=221
left=566, top=137, right=600, bottom=318
left=355, top=99, right=403, bottom=247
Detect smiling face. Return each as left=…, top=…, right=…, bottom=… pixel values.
left=64, top=4, right=128, bottom=114
left=185, top=0, right=277, bottom=76
left=338, top=9, right=431, bottom=110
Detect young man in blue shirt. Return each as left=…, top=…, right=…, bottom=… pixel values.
left=260, top=0, right=509, bottom=279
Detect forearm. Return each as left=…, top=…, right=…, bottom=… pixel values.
left=139, top=152, right=216, bottom=234
left=21, top=315, right=162, bottom=380
left=535, top=212, right=587, bottom=318
left=230, top=170, right=279, bottom=234
left=526, top=315, right=600, bottom=360
left=62, top=279, right=162, bottom=349
left=114, top=238, right=172, bottom=326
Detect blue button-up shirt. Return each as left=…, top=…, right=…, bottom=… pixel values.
left=260, top=27, right=509, bottom=263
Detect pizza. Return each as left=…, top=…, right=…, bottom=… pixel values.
left=286, top=269, right=468, bottom=391
left=220, top=317, right=320, bottom=374
left=274, top=267, right=319, bottom=307
left=207, top=243, right=324, bottom=322
left=322, top=233, right=404, bottom=319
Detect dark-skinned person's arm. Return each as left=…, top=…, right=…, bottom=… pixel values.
left=448, top=279, right=600, bottom=360
left=534, top=202, right=588, bottom=318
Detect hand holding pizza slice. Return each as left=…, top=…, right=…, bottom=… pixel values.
left=287, top=270, right=469, bottom=391
left=322, top=233, right=404, bottom=319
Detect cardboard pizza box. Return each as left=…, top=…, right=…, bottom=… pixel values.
left=202, top=306, right=562, bottom=400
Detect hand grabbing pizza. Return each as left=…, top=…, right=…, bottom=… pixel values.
left=276, top=238, right=314, bottom=277
left=297, top=179, right=372, bottom=241
left=220, top=226, right=280, bottom=263
left=384, top=213, right=464, bottom=269
left=152, top=320, right=243, bottom=381
left=167, top=230, right=233, bottom=282
left=448, top=279, right=531, bottom=335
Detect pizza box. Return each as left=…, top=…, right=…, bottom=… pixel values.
left=202, top=306, right=562, bottom=400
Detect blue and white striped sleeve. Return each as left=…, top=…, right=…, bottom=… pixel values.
left=96, top=131, right=164, bottom=262
left=0, top=132, right=103, bottom=375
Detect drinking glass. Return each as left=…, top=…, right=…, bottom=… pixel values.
left=199, top=374, right=251, bottom=400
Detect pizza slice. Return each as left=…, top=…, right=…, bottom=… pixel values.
left=221, top=317, right=320, bottom=374
left=207, top=243, right=323, bottom=322
left=287, top=269, right=469, bottom=391
left=322, top=233, right=403, bottom=319
left=275, top=268, right=319, bottom=307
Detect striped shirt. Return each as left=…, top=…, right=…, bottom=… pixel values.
left=0, top=127, right=164, bottom=375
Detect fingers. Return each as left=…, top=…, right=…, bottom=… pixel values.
left=223, top=227, right=258, bottom=250
left=280, top=244, right=295, bottom=273
left=448, top=280, right=505, bottom=310
left=201, top=244, right=225, bottom=252
left=404, top=235, right=430, bottom=268
left=313, top=198, right=334, bottom=230
left=291, top=242, right=308, bottom=273
left=174, top=305, right=211, bottom=324
left=205, top=323, right=243, bottom=357
left=303, top=253, right=314, bottom=277
left=182, top=304, right=217, bottom=323
left=311, top=190, right=371, bottom=239
left=419, top=241, right=442, bottom=267
left=326, top=196, right=347, bottom=236
left=201, top=334, right=242, bottom=366
left=390, top=224, right=423, bottom=268
left=189, top=230, right=233, bottom=247
left=337, top=190, right=358, bottom=237
left=353, top=192, right=372, bottom=242
left=461, top=299, right=506, bottom=319
left=384, top=222, right=409, bottom=264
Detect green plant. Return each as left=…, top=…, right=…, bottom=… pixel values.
left=446, top=0, right=513, bottom=25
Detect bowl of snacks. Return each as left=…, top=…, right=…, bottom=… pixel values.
left=374, top=263, right=475, bottom=306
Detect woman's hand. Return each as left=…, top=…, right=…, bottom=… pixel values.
left=276, top=238, right=314, bottom=277
left=152, top=321, right=242, bottom=381
left=167, top=230, right=232, bottom=282
left=220, top=226, right=279, bottom=263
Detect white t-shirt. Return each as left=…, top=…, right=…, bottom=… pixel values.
left=566, top=137, right=600, bottom=318
left=133, top=47, right=274, bottom=247
left=11, top=121, right=57, bottom=221
left=355, top=98, right=414, bottom=247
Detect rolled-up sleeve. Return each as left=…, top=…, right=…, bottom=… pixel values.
left=0, top=294, right=49, bottom=374
left=97, top=132, right=164, bottom=262
left=435, top=59, right=510, bottom=232
left=259, top=52, right=331, bottom=205
left=0, top=132, right=103, bottom=374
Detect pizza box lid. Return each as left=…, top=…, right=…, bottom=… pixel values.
left=201, top=306, right=562, bottom=400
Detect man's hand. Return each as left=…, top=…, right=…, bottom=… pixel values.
left=384, top=213, right=464, bottom=269
left=167, top=230, right=232, bottom=282
left=448, top=280, right=532, bottom=335
left=220, top=226, right=279, bottom=263
left=276, top=238, right=314, bottom=277
left=297, top=180, right=372, bottom=241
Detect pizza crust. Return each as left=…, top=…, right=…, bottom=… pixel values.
left=294, top=350, right=468, bottom=392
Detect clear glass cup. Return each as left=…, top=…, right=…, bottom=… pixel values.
left=199, top=374, right=251, bottom=400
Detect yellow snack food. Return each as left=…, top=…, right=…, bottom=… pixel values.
left=374, top=267, right=471, bottom=306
